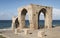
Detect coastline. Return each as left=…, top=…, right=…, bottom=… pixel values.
left=0, top=25, right=60, bottom=30
left=0, top=27, right=12, bottom=31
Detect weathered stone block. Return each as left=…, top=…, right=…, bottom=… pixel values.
left=24, top=29, right=29, bottom=35
left=38, top=31, right=45, bottom=38
left=15, top=29, right=18, bottom=34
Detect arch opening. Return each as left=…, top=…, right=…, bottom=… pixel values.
left=15, top=18, right=19, bottom=28
left=25, top=13, right=30, bottom=28
left=21, top=8, right=30, bottom=28
left=38, top=8, right=46, bottom=29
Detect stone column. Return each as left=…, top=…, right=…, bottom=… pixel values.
left=20, top=15, right=25, bottom=29
left=45, top=8, right=52, bottom=29
left=33, top=13, right=38, bottom=30
left=29, top=10, right=38, bottom=30
left=18, top=11, right=25, bottom=29
left=11, top=16, right=16, bottom=31
left=28, top=10, right=34, bottom=30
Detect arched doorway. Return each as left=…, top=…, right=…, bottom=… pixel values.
left=38, top=8, right=46, bottom=29
left=21, top=8, right=30, bottom=28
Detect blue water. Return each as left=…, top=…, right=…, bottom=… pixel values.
left=0, top=20, right=60, bottom=29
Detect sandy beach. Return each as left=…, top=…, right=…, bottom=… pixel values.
left=0, top=28, right=12, bottom=31
left=0, top=0, right=60, bottom=38
left=0, top=26, right=60, bottom=38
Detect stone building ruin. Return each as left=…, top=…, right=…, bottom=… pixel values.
left=12, top=4, right=52, bottom=31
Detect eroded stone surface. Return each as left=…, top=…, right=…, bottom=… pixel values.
left=12, top=4, right=52, bottom=33
left=38, top=31, right=45, bottom=38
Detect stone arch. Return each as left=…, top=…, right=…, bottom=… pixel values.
left=20, top=8, right=30, bottom=28
left=16, top=4, right=52, bottom=30
left=38, top=8, right=46, bottom=29
left=21, top=8, right=27, bottom=15
left=11, top=16, right=19, bottom=30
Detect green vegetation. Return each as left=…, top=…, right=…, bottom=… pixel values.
left=0, top=35, right=6, bottom=38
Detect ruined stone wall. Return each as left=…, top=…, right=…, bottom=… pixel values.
left=12, top=4, right=52, bottom=30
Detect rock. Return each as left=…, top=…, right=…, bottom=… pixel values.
left=38, top=31, right=45, bottom=38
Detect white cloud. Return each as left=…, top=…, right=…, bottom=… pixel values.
left=25, top=8, right=60, bottom=20
left=25, top=13, right=29, bottom=20
left=40, top=8, right=60, bottom=20
left=0, top=8, right=60, bottom=20
left=53, top=8, right=60, bottom=20
left=0, top=12, right=17, bottom=20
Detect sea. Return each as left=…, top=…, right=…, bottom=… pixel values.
left=0, top=20, right=60, bottom=29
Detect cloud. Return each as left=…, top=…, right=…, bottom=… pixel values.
left=0, top=11, right=17, bottom=20
left=40, top=8, right=60, bottom=20
left=25, top=13, right=29, bottom=20
left=25, top=8, right=60, bottom=20
left=0, top=8, right=60, bottom=20
left=53, top=8, right=60, bottom=20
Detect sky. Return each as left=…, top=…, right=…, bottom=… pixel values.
left=0, top=0, right=60, bottom=20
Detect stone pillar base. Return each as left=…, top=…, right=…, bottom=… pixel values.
left=38, top=31, right=45, bottom=38
left=15, top=29, right=18, bottom=35
left=24, top=29, right=29, bottom=35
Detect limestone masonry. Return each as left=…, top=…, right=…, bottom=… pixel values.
left=12, top=4, right=52, bottom=32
